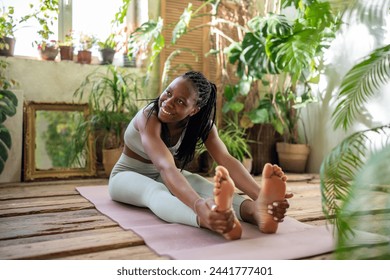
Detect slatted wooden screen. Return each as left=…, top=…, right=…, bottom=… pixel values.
left=159, top=0, right=213, bottom=86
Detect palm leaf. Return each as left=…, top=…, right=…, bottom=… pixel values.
left=335, top=144, right=390, bottom=259
left=332, top=44, right=390, bottom=130
left=320, top=125, right=390, bottom=232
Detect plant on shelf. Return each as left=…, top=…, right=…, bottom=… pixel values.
left=21, top=0, right=60, bottom=60
left=77, top=32, right=97, bottom=64
left=0, top=60, right=18, bottom=174
left=224, top=0, right=339, bottom=172
left=73, top=65, right=144, bottom=176
left=58, top=30, right=74, bottom=61
left=320, top=0, right=390, bottom=259
left=98, top=33, right=118, bottom=65
left=0, top=5, right=18, bottom=56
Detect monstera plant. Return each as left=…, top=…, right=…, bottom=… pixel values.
left=0, top=60, right=18, bottom=173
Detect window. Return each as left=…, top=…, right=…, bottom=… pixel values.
left=3, top=0, right=148, bottom=58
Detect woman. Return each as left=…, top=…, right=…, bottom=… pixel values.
left=109, top=71, right=291, bottom=240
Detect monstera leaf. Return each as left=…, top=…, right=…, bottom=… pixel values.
left=0, top=89, right=18, bottom=173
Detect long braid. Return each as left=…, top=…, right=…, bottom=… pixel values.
left=175, top=71, right=216, bottom=169
left=145, top=71, right=217, bottom=169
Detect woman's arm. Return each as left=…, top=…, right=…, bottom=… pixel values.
left=204, top=125, right=261, bottom=200
left=136, top=111, right=233, bottom=232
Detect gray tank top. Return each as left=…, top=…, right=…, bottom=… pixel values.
left=124, top=110, right=185, bottom=160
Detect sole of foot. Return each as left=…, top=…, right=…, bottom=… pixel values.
left=214, top=166, right=242, bottom=240
left=256, top=163, right=287, bottom=234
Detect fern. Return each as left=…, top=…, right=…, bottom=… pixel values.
left=332, top=44, right=390, bottom=130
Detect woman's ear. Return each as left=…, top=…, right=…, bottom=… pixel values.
left=189, top=106, right=200, bottom=117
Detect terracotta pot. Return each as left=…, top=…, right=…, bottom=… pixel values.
left=276, top=142, right=310, bottom=173
left=77, top=50, right=92, bottom=64
left=60, top=46, right=74, bottom=61
left=0, top=37, right=16, bottom=57
left=40, top=46, right=59, bottom=61
left=102, top=147, right=122, bottom=177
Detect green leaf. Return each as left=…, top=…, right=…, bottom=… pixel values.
left=332, top=44, right=390, bottom=130
left=172, top=3, right=193, bottom=44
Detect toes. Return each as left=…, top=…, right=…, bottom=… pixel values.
left=262, top=163, right=274, bottom=178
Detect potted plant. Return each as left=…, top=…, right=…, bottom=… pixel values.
left=0, top=5, right=17, bottom=56
left=73, top=65, right=144, bottom=176
left=59, top=30, right=74, bottom=61
left=77, top=32, right=97, bottom=64
left=224, top=0, right=339, bottom=172
left=21, top=0, right=60, bottom=60
left=0, top=60, right=18, bottom=174
left=98, top=33, right=118, bottom=65
left=196, top=117, right=252, bottom=175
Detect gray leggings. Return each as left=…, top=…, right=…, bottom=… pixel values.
left=108, top=153, right=246, bottom=227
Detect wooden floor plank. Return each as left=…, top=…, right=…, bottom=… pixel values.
left=0, top=209, right=117, bottom=240
left=0, top=227, right=127, bottom=247
left=57, top=245, right=167, bottom=260
left=0, top=231, right=144, bottom=260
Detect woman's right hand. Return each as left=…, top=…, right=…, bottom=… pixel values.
left=196, top=199, right=236, bottom=234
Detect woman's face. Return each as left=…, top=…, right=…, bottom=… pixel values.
left=158, top=77, right=200, bottom=124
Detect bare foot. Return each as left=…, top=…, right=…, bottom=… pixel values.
left=255, top=163, right=287, bottom=234
left=214, top=166, right=242, bottom=240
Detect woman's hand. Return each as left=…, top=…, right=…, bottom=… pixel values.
left=196, top=199, right=236, bottom=233
left=268, top=193, right=293, bottom=222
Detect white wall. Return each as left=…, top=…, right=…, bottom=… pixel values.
left=0, top=56, right=150, bottom=183
left=302, top=16, right=390, bottom=172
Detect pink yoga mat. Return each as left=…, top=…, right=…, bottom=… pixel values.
left=77, top=185, right=335, bottom=260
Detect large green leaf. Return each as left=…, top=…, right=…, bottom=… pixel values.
left=332, top=44, right=390, bottom=130
left=0, top=124, right=11, bottom=174
left=171, top=3, right=193, bottom=44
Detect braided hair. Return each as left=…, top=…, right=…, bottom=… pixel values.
left=147, top=71, right=217, bottom=169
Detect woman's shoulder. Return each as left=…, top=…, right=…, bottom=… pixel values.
left=135, top=104, right=160, bottom=131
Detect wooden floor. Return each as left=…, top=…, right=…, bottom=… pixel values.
left=0, top=173, right=333, bottom=260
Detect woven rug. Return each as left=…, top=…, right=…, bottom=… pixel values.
left=77, top=185, right=335, bottom=260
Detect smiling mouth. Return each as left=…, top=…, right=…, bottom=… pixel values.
left=161, top=107, right=173, bottom=116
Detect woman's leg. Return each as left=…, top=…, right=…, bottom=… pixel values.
left=109, top=171, right=198, bottom=227
left=178, top=170, right=247, bottom=221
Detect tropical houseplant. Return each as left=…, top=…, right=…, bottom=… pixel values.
left=224, top=0, right=339, bottom=172
left=0, top=60, right=18, bottom=174
left=98, top=33, right=118, bottom=65
left=320, top=0, right=390, bottom=259
left=21, top=0, right=60, bottom=60
left=73, top=65, right=144, bottom=176
left=0, top=5, right=17, bottom=56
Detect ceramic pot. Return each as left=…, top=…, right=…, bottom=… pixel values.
left=77, top=50, right=92, bottom=64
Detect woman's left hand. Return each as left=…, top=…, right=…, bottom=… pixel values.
left=268, top=193, right=293, bottom=222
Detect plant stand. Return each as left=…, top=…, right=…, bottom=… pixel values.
left=247, top=124, right=282, bottom=175
left=276, top=142, right=310, bottom=173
